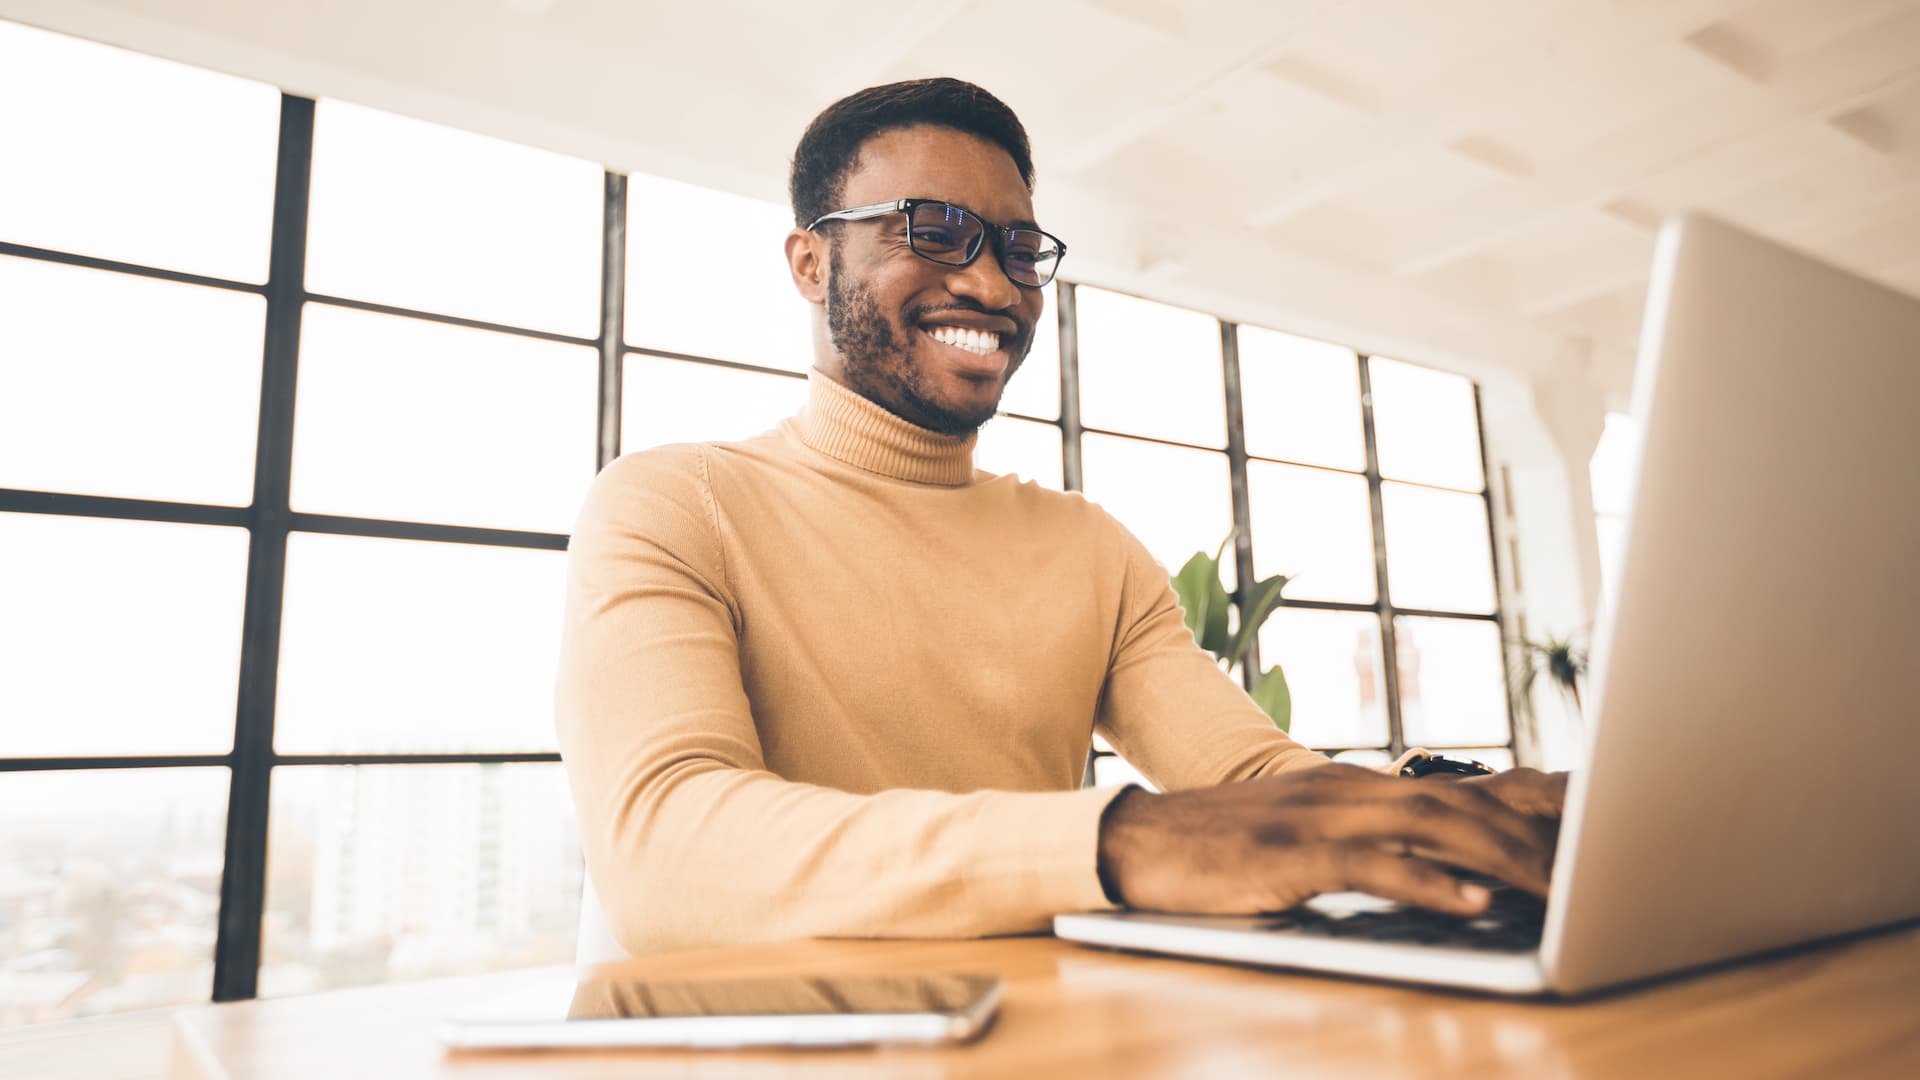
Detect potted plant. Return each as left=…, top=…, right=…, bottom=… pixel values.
left=1508, top=632, right=1588, bottom=764
left=1169, top=531, right=1294, bottom=732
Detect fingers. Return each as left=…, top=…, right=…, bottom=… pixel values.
left=1433, top=781, right=1563, bottom=868
left=1287, top=795, right=1554, bottom=897
left=1467, top=769, right=1570, bottom=818
left=1275, top=771, right=1558, bottom=880
left=1103, top=767, right=1573, bottom=918
left=1311, top=842, right=1493, bottom=917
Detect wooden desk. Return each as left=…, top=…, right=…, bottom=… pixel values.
left=167, top=927, right=1920, bottom=1078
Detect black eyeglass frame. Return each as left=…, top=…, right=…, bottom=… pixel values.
left=805, top=198, right=1068, bottom=288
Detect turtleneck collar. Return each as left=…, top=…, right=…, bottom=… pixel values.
left=792, top=369, right=978, bottom=487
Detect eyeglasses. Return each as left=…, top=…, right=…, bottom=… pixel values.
left=806, top=198, right=1067, bottom=288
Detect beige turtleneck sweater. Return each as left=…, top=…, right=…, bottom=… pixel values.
left=555, top=371, right=1329, bottom=955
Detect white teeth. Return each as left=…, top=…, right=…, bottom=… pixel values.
left=925, top=325, right=1001, bottom=356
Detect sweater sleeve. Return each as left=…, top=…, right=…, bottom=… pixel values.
left=1093, top=515, right=1330, bottom=789
left=554, top=448, right=1122, bottom=956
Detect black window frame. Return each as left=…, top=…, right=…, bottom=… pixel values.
left=0, top=88, right=1511, bottom=1008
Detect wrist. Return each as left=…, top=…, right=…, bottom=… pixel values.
left=1095, top=785, right=1153, bottom=906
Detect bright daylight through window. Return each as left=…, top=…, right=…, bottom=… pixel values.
left=0, top=19, right=1512, bottom=1025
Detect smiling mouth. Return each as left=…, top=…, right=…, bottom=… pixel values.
left=921, top=324, right=1004, bottom=357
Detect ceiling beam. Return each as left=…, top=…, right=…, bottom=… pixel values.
left=1387, top=8, right=1920, bottom=277
left=1241, top=0, right=1740, bottom=230
left=1048, top=0, right=1350, bottom=174
left=1517, top=103, right=1920, bottom=317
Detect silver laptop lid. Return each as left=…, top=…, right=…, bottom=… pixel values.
left=1541, top=214, right=1920, bottom=994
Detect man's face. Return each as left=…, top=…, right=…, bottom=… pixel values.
left=815, top=126, right=1046, bottom=435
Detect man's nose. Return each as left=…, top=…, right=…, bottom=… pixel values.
left=944, top=245, right=1021, bottom=311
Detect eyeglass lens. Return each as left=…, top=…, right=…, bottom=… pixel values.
left=906, top=202, right=1059, bottom=287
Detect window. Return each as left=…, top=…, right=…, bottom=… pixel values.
left=621, top=357, right=807, bottom=453
left=1257, top=609, right=1389, bottom=749
left=0, top=21, right=278, bottom=282
left=1381, top=482, right=1498, bottom=614
left=0, top=257, right=266, bottom=506
left=305, top=99, right=604, bottom=336
left=1246, top=462, right=1376, bottom=604
left=1591, top=412, right=1639, bottom=601
left=976, top=417, right=1066, bottom=490
left=273, top=535, right=568, bottom=755
left=2, top=24, right=1508, bottom=1024
left=290, top=305, right=598, bottom=534
left=1074, top=286, right=1225, bottom=447
left=1080, top=433, right=1234, bottom=586
left=0, top=514, right=248, bottom=758
left=624, top=172, right=812, bottom=372
left=260, top=764, right=580, bottom=995
left=1, top=35, right=597, bottom=1020
left=0, top=768, right=230, bottom=1025
left=1369, top=355, right=1486, bottom=491
left=996, top=281, right=1062, bottom=421
left=1394, top=616, right=1510, bottom=748
left=1237, top=325, right=1364, bottom=470
left=1073, top=307, right=1512, bottom=778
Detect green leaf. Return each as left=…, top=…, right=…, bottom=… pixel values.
left=1171, top=550, right=1232, bottom=657
left=1170, top=552, right=1210, bottom=640
left=1250, top=665, right=1291, bottom=733
left=1211, top=528, right=1236, bottom=565
left=1226, top=572, right=1291, bottom=666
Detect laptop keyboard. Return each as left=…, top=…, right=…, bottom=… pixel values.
left=1258, top=881, right=1547, bottom=953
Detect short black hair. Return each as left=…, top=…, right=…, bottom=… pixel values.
left=789, top=78, right=1034, bottom=229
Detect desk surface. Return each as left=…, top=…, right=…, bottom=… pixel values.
left=167, top=926, right=1920, bottom=1079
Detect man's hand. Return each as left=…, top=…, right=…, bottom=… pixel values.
left=1455, top=766, right=1569, bottom=819
left=1096, top=764, right=1569, bottom=917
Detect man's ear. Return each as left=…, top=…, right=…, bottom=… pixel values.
left=785, top=229, right=829, bottom=304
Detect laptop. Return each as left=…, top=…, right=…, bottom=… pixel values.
left=1055, top=214, right=1920, bottom=996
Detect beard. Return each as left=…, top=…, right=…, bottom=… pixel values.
left=825, top=245, right=1027, bottom=436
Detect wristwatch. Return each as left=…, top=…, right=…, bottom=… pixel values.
left=1400, top=753, right=1497, bottom=780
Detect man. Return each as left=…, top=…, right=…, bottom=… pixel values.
left=556, top=78, right=1565, bottom=956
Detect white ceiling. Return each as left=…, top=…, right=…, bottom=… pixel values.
left=5, top=0, right=1917, bottom=403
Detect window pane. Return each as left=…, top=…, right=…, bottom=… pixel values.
left=0, top=257, right=264, bottom=505
left=1092, top=754, right=1157, bottom=793
left=274, top=534, right=567, bottom=754
left=1237, top=325, right=1365, bottom=470
left=0, top=768, right=228, bottom=1024
left=996, top=281, right=1060, bottom=421
left=625, top=173, right=811, bottom=371
left=306, top=100, right=603, bottom=336
left=1590, top=411, right=1639, bottom=516
left=1247, top=461, right=1376, bottom=604
left=621, top=357, right=806, bottom=453
left=1369, top=356, right=1485, bottom=491
left=1382, top=482, right=1497, bottom=614
left=1447, top=747, right=1516, bottom=772
left=1395, top=616, right=1511, bottom=747
left=1592, top=413, right=1639, bottom=603
left=1331, top=748, right=1392, bottom=767
left=291, top=305, right=597, bottom=534
left=1075, top=286, right=1225, bottom=447
left=261, top=764, right=581, bottom=996
left=1080, top=434, right=1234, bottom=588
left=0, top=514, right=246, bottom=757
left=0, top=22, right=278, bottom=282
left=1257, top=609, right=1389, bottom=749
left=975, top=417, right=1063, bottom=489
left=1596, top=513, right=1627, bottom=604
